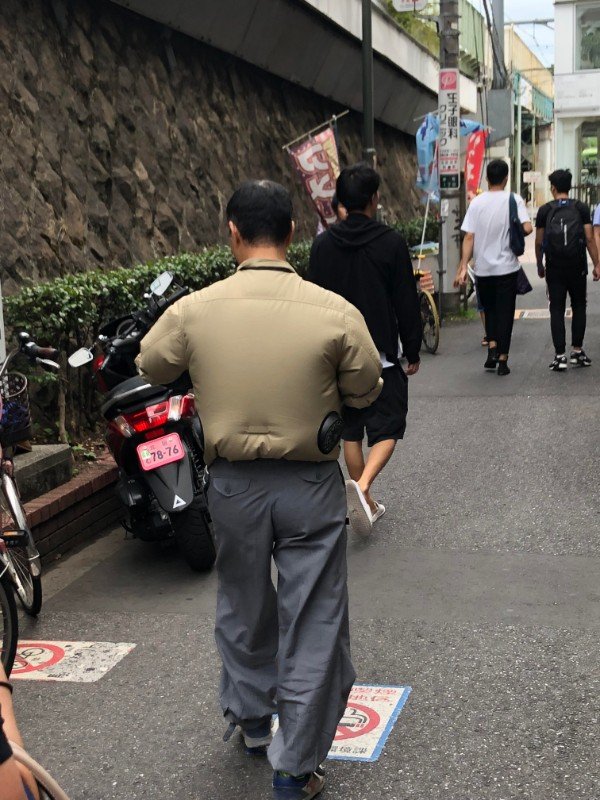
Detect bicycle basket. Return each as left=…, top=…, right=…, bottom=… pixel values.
left=0, top=372, right=32, bottom=445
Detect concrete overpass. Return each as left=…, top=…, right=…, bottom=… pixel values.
left=111, top=0, right=479, bottom=136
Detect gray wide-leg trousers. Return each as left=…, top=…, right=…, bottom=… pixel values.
left=207, top=458, right=356, bottom=776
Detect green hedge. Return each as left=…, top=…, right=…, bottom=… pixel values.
left=4, top=219, right=437, bottom=440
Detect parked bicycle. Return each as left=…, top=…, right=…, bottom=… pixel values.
left=0, top=545, right=18, bottom=674
left=414, top=267, right=440, bottom=354
left=10, top=740, right=71, bottom=799
left=0, top=332, right=60, bottom=674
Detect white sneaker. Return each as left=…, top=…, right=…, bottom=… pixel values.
left=345, top=480, right=373, bottom=537
left=371, top=501, right=386, bottom=524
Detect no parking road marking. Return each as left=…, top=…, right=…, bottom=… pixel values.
left=329, top=684, right=411, bottom=762
left=273, top=684, right=411, bottom=762
left=12, top=641, right=136, bottom=682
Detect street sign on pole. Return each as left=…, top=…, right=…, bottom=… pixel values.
left=438, top=0, right=461, bottom=317
left=438, top=68, right=460, bottom=190
left=523, top=171, right=541, bottom=183
left=392, top=0, right=428, bottom=11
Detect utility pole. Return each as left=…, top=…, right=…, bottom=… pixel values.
left=514, top=72, right=522, bottom=194
left=362, top=0, right=376, bottom=167
left=491, top=0, right=506, bottom=89
left=438, top=0, right=461, bottom=316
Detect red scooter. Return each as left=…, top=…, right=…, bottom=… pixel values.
left=69, top=273, right=215, bottom=571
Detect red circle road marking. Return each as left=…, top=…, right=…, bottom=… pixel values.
left=12, top=642, right=65, bottom=674
left=335, top=703, right=381, bottom=741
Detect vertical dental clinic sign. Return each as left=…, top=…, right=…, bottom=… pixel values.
left=438, top=68, right=460, bottom=190
left=392, top=0, right=428, bottom=9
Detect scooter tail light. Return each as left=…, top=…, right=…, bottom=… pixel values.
left=111, top=415, right=135, bottom=438
left=167, top=394, right=196, bottom=422
left=167, top=395, right=183, bottom=422
left=116, top=395, right=195, bottom=435
left=180, top=393, right=196, bottom=418
left=121, top=400, right=170, bottom=433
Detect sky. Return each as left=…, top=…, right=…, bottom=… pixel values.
left=469, top=0, right=555, bottom=67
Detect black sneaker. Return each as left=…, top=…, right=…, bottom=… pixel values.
left=497, top=360, right=510, bottom=376
left=549, top=355, right=568, bottom=371
left=570, top=350, right=591, bottom=367
left=484, top=348, right=498, bottom=370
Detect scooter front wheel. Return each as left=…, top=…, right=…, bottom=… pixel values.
left=171, top=496, right=216, bottom=572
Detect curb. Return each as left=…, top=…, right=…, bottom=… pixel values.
left=23, top=456, right=121, bottom=563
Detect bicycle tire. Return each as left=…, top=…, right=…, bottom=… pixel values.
left=1, top=474, right=42, bottom=616
left=10, top=741, right=71, bottom=800
left=0, top=565, right=18, bottom=675
left=420, top=290, right=440, bottom=354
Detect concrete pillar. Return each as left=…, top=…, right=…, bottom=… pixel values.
left=535, top=125, right=554, bottom=205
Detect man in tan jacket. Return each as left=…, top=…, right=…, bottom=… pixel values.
left=137, top=180, right=382, bottom=800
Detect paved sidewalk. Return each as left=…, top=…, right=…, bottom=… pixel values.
left=13, top=263, right=600, bottom=800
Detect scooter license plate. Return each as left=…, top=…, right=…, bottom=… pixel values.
left=137, top=433, right=185, bottom=472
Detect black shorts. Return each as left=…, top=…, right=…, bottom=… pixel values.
left=342, top=364, right=408, bottom=447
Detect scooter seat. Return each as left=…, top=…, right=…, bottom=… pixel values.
left=101, top=376, right=169, bottom=419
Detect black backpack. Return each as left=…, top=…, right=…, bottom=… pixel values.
left=543, top=200, right=585, bottom=265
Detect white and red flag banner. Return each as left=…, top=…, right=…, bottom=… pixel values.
left=465, top=130, right=488, bottom=199
left=287, top=126, right=340, bottom=227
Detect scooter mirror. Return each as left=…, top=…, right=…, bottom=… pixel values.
left=68, top=348, right=94, bottom=368
left=150, top=272, right=173, bottom=297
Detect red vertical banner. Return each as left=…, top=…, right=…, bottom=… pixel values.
left=287, top=126, right=340, bottom=227
left=465, top=130, right=488, bottom=200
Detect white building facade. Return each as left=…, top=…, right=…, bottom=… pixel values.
left=554, top=0, right=600, bottom=207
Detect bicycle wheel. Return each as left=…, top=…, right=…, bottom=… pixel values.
left=10, top=742, right=71, bottom=800
left=0, top=564, right=18, bottom=675
left=420, top=290, right=440, bottom=354
left=1, top=474, right=42, bottom=616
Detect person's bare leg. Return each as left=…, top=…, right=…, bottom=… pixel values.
left=357, top=439, right=396, bottom=511
left=0, top=665, right=39, bottom=799
left=343, top=441, right=365, bottom=483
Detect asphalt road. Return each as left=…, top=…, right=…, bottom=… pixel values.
left=13, top=261, right=600, bottom=800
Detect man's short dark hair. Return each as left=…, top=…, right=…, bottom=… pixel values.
left=331, top=194, right=339, bottom=214
left=226, top=180, right=293, bottom=245
left=336, top=163, right=380, bottom=212
left=486, top=159, right=509, bottom=186
left=549, top=169, right=572, bottom=194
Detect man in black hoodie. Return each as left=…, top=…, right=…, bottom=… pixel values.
left=308, top=163, right=422, bottom=537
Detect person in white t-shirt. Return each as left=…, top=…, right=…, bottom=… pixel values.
left=454, top=159, right=532, bottom=375
left=594, top=203, right=600, bottom=261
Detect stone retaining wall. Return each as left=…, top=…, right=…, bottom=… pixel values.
left=0, top=0, right=420, bottom=291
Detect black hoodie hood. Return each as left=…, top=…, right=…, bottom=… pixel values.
left=308, top=212, right=423, bottom=365
left=327, top=212, right=395, bottom=249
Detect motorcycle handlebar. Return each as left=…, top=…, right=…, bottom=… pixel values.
left=162, top=286, right=189, bottom=308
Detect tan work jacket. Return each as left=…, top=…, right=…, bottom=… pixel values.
left=136, top=258, right=382, bottom=465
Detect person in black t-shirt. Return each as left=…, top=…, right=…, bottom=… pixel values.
left=535, top=169, right=600, bottom=371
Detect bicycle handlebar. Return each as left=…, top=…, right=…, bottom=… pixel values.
left=24, top=342, right=59, bottom=360
left=35, top=357, right=61, bottom=373
left=0, top=333, right=61, bottom=380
